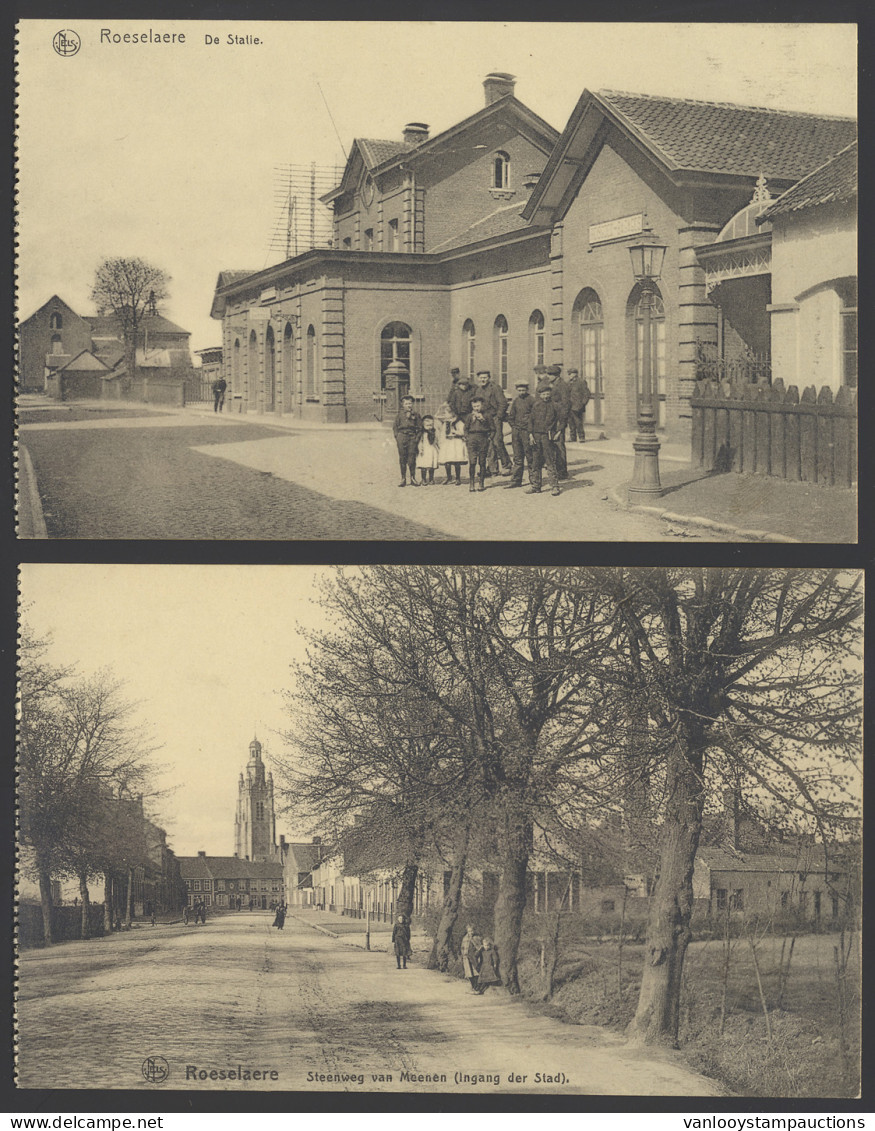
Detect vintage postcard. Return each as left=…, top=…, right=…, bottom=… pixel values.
left=15, top=564, right=863, bottom=1097
left=15, top=21, right=857, bottom=542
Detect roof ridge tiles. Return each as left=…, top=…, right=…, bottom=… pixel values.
left=597, top=88, right=856, bottom=122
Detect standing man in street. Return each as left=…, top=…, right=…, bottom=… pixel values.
left=505, top=379, right=534, bottom=489
left=546, top=364, right=570, bottom=479
left=212, top=375, right=227, bottom=413
left=527, top=382, right=561, bottom=496
left=446, top=366, right=461, bottom=400
left=567, top=368, right=591, bottom=443
left=475, top=370, right=511, bottom=476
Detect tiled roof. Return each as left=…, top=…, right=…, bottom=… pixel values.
left=696, top=846, right=844, bottom=873
left=86, top=312, right=190, bottom=337
left=758, top=140, right=857, bottom=220
left=178, top=855, right=284, bottom=880
left=429, top=201, right=536, bottom=253
left=598, top=90, right=857, bottom=180
left=217, top=270, right=258, bottom=289
left=358, top=138, right=409, bottom=168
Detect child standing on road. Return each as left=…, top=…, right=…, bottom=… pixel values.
left=436, top=402, right=467, bottom=485
left=416, top=415, right=441, bottom=485
left=393, top=394, right=423, bottom=487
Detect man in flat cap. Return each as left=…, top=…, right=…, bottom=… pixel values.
left=546, top=364, right=570, bottom=479
left=505, top=378, right=534, bottom=489
left=527, top=382, right=561, bottom=496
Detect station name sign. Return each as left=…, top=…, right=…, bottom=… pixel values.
left=589, top=213, right=645, bottom=245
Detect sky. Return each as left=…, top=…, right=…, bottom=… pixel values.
left=19, top=564, right=338, bottom=857
left=16, top=21, right=857, bottom=356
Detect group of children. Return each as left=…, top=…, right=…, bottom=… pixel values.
left=392, top=364, right=590, bottom=497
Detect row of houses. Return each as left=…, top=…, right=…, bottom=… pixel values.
left=209, top=73, right=856, bottom=445
left=18, top=794, right=188, bottom=944
left=18, top=295, right=196, bottom=402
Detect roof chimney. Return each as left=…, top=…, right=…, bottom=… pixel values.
left=312, top=836, right=322, bottom=845
left=198, top=850, right=206, bottom=857
left=403, top=122, right=430, bottom=146
left=484, top=72, right=516, bottom=106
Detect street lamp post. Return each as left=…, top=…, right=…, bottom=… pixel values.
left=627, top=236, right=667, bottom=503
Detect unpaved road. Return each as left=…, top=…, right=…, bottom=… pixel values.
left=16, top=912, right=723, bottom=1095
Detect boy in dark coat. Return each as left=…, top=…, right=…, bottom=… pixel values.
left=464, top=395, right=493, bottom=492
left=448, top=375, right=474, bottom=421
left=527, top=384, right=561, bottom=496
left=505, top=379, right=534, bottom=488
left=392, top=394, right=423, bottom=487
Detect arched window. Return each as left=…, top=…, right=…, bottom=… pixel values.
left=282, top=322, right=295, bottom=411
left=529, top=310, right=545, bottom=370
left=233, top=338, right=241, bottom=391
left=632, top=286, right=666, bottom=428
left=306, top=326, right=317, bottom=399
left=49, top=311, right=62, bottom=330
left=462, top=319, right=476, bottom=379
left=248, top=329, right=259, bottom=409
left=493, top=316, right=509, bottom=389
left=380, top=321, right=412, bottom=391
left=492, top=151, right=510, bottom=190
left=264, top=325, right=275, bottom=412
left=575, top=290, right=604, bottom=424
left=836, top=278, right=857, bottom=388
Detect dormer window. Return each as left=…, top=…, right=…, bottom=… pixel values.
left=49, top=311, right=62, bottom=330
left=492, top=151, right=510, bottom=191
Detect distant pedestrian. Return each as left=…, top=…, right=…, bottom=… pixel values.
left=272, top=903, right=286, bottom=930
left=461, top=924, right=482, bottom=991
left=464, top=395, right=493, bottom=492
left=568, top=368, right=591, bottom=443
left=212, top=376, right=227, bottom=413
left=475, top=939, right=501, bottom=993
left=393, top=394, right=423, bottom=487
left=392, top=914, right=412, bottom=969
left=183, top=905, right=190, bottom=925
left=416, top=415, right=441, bottom=485
left=436, top=402, right=467, bottom=485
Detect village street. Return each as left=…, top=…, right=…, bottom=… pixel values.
left=16, top=911, right=723, bottom=1096
left=17, top=402, right=763, bottom=542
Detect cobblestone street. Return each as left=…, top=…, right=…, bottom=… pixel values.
left=16, top=911, right=722, bottom=1096
left=18, top=405, right=749, bottom=541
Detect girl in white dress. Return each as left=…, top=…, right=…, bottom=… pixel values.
left=436, top=402, right=467, bottom=485
left=416, top=415, right=442, bottom=484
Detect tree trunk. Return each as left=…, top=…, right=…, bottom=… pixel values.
left=125, top=867, right=134, bottom=928
left=38, top=865, right=54, bottom=946
left=78, top=872, right=91, bottom=940
left=428, top=829, right=469, bottom=971
left=103, top=874, right=113, bottom=933
left=396, top=862, right=418, bottom=922
left=627, top=733, right=705, bottom=1046
left=492, top=798, right=532, bottom=995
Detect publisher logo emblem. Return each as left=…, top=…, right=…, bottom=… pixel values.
left=142, top=1055, right=170, bottom=1083
left=52, top=29, right=81, bottom=57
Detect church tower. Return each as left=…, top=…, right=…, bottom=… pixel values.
left=234, top=737, right=277, bottom=861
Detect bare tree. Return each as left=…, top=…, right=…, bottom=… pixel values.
left=90, top=257, right=170, bottom=380
left=571, top=568, right=862, bottom=1046
left=18, top=630, right=159, bottom=943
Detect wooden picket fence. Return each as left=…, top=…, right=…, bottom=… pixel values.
left=691, top=379, right=857, bottom=488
